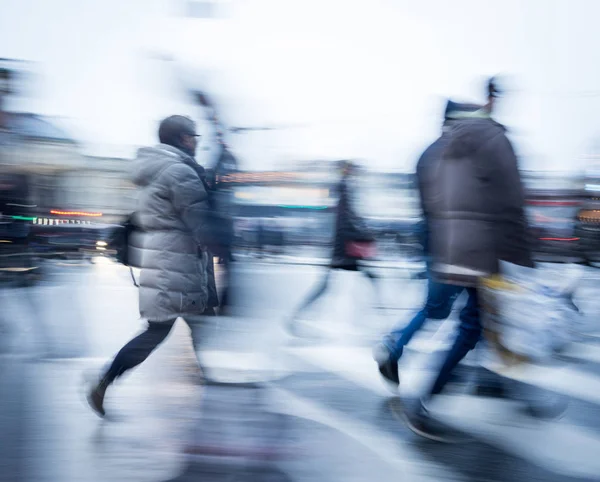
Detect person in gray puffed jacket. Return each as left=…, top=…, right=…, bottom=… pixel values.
left=87, top=115, right=212, bottom=417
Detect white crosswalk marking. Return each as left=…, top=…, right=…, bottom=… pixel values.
left=560, top=342, right=600, bottom=364
left=271, top=388, right=467, bottom=482
left=500, top=363, right=600, bottom=406
left=284, top=339, right=600, bottom=479
left=434, top=395, right=600, bottom=479
left=286, top=338, right=600, bottom=404
left=285, top=345, right=395, bottom=395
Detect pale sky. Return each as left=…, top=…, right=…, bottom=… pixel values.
left=2, top=0, right=600, bottom=171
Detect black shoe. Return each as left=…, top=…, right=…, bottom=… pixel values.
left=86, top=376, right=110, bottom=418
left=87, top=385, right=106, bottom=418
left=373, top=344, right=399, bottom=386
left=402, top=401, right=468, bottom=444
left=521, top=397, right=569, bottom=420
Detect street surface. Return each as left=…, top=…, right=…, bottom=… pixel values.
left=2, top=256, right=600, bottom=481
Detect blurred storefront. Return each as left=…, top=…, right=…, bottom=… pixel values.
left=1, top=113, right=134, bottom=224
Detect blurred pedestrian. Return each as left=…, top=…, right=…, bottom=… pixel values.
left=374, top=101, right=481, bottom=386
left=208, top=147, right=237, bottom=314
left=195, top=90, right=237, bottom=314
left=87, top=115, right=213, bottom=417
left=401, top=78, right=533, bottom=441
left=192, top=161, right=221, bottom=317
left=287, top=160, right=382, bottom=334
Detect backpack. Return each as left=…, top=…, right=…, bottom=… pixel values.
left=110, top=213, right=139, bottom=287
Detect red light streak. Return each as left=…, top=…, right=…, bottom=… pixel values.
left=527, top=200, right=580, bottom=207
left=539, top=237, right=580, bottom=242
left=50, top=210, right=103, bottom=217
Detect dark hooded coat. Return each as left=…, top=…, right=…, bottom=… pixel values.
left=426, top=117, right=533, bottom=286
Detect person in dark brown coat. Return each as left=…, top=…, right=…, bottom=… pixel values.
left=402, top=78, right=533, bottom=441
left=428, top=82, right=533, bottom=286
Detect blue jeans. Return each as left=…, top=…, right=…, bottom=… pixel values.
left=429, top=287, right=480, bottom=396
left=384, top=279, right=463, bottom=362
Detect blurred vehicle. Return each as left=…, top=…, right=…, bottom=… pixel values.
left=30, top=222, right=117, bottom=260
left=28, top=210, right=118, bottom=261
left=525, top=189, right=583, bottom=263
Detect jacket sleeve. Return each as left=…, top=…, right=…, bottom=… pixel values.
left=339, top=180, right=373, bottom=242
left=164, top=163, right=211, bottom=247
left=485, top=133, right=534, bottom=267
left=415, top=149, right=432, bottom=253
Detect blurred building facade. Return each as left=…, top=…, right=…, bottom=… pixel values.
left=1, top=113, right=134, bottom=223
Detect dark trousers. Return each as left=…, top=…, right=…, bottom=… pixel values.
left=219, top=255, right=233, bottom=312
left=102, top=315, right=210, bottom=384
left=290, top=264, right=381, bottom=321
left=385, top=278, right=463, bottom=362
left=428, top=287, right=481, bottom=396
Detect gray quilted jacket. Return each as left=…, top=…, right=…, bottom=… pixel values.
left=129, top=144, right=210, bottom=322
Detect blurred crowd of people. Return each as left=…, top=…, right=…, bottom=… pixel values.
left=80, top=75, right=550, bottom=446
left=0, top=59, right=589, bottom=455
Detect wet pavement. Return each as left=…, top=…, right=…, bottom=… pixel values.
left=2, top=257, right=600, bottom=481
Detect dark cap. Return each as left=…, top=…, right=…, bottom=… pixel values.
left=158, top=115, right=198, bottom=147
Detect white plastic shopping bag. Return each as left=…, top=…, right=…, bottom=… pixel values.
left=482, top=262, right=583, bottom=363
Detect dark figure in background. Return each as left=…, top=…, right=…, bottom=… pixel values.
left=202, top=156, right=236, bottom=310
left=401, top=78, right=533, bottom=441
left=375, top=101, right=481, bottom=385
left=196, top=92, right=237, bottom=314
left=192, top=162, right=221, bottom=317
left=287, top=161, right=382, bottom=333
left=87, top=115, right=213, bottom=417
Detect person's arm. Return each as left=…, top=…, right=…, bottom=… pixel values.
left=340, top=179, right=373, bottom=241
left=486, top=133, right=534, bottom=266
left=164, top=163, right=211, bottom=247
left=415, top=149, right=432, bottom=254
left=487, top=133, right=527, bottom=219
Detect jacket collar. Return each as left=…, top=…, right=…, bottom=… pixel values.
left=446, top=109, right=490, bottom=121
left=156, top=143, right=205, bottom=171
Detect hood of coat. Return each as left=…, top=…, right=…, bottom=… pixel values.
left=131, top=144, right=199, bottom=187
left=444, top=116, right=506, bottom=160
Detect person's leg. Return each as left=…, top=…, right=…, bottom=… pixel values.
left=289, top=269, right=332, bottom=322
left=102, top=320, right=176, bottom=384
left=376, top=281, right=462, bottom=386
left=219, top=283, right=230, bottom=313
left=402, top=288, right=480, bottom=442
left=385, top=281, right=462, bottom=362
left=87, top=319, right=176, bottom=416
left=427, top=288, right=481, bottom=397
left=383, top=310, right=427, bottom=362
left=218, top=254, right=233, bottom=315
left=361, top=268, right=386, bottom=310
